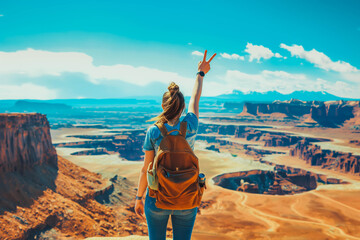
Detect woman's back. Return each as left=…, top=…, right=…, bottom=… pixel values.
left=142, top=112, right=199, bottom=154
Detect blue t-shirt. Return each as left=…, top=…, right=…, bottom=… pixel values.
left=143, top=112, right=198, bottom=154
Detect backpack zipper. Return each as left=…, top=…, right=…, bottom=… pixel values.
left=163, top=168, right=196, bottom=178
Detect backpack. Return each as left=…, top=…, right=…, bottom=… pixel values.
left=147, top=121, right=204, bottom=210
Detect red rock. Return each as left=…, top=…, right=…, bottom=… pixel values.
left=0, top=113, right=57, bottom=173
left=0, top=113, right=148, bottom=239
left=290, top=141, right=360, bottom=175
left=239, top=100, right=360, bottom=127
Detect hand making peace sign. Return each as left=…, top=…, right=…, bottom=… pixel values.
left=198, top=50, right=216, bottom=75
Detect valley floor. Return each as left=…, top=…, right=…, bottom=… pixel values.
left=51, top=118, right=360, bottom=239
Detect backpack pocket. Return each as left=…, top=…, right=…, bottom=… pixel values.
left=155, top=165, right=200, bottom=209
left=147, top=162, right=159, bottom=190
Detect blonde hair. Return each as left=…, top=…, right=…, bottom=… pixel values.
left=148, top=82, right=185, bottom=123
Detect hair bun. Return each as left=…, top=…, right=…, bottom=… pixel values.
left=168, top=82, right=179, bottom=95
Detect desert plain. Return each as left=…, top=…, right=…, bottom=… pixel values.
left=50, top=104, right=360, bottom=240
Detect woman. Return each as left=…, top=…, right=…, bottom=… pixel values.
left=135, top=50, right=216, bottom=240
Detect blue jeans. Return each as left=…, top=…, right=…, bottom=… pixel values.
left=145, top=188, right=198, bottom=240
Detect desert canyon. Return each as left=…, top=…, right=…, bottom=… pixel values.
left=1, top=99, right=360, bottom=239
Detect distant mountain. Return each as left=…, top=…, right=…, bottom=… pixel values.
left=216, top=90, right=358, bottom=102
left=10, top=100, right=73, bottom=113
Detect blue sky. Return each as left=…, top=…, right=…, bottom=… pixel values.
left=0, top=0, right=359, bottom=99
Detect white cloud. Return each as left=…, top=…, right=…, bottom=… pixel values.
left=274, top=53, right=282, bottom=58
left=88, top=64, right=193, bottom=89
left=191, top=50, right=203, bottom=56
left=0, top=48, right=195, bottom=95
left=0, top=48, right=93, bottom=77
left=0, top=14, right=3, bottom=17
left=219, top=69, right=358, bottom=98
left=315, top=78, right=353, bottom=96
left=341, top=72, right=360, bottom=83
left=280, top=43, right=358, bottom=73
left=1, top=48, right=358, bottom=98
left=0, top=83, right=57, bottom=99
left=245, top=43, right=275, bottom=62
left=220, top=53, right=244, bottom=61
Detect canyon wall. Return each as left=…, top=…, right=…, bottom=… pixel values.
left=290, top=139, right=360, bottom=175
left=198, top=123, right=326, bottom=148
left=0, top=113, right=145, bottom=238
left=242, top=100, right=313, bottom=116
left=54, top=130, right=145, bottom=161
left=212, top=165, right=347, bottom=195
left=0, top=113, right=58, bottom=173
left=310, top=101, right=355, bottom=125
left=240, top=100, right=360, bottom=127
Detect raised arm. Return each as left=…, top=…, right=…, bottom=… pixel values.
left=188, top=50, right=216, bottom=118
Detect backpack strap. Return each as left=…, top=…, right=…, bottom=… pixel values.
left=180, top=121, right=187, bottom=138
left=155, top=122, right=168, bottom=137
left=155, top=121, right=187, bottom=137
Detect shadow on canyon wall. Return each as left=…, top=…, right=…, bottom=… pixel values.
left=0, top=113, right=58, bottom=214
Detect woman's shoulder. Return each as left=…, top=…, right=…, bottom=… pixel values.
left=146, top=124, right=161, bottom=139
left=181, top=112, right=199, bottom=133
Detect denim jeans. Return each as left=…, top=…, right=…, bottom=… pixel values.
left=145, top=188, right=198, bottom=240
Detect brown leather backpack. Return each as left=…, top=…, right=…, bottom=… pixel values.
left=148, top=121, right=204, bottom=210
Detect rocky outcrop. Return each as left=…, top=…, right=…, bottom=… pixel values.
left=262, top=134, right=303, bottom=147
left=212, top=169, right=311, bottom=195
left=310, top=101, right=354, bottom=126
left=54, top=130, right=145, bottom=161
left=213, top=164, right=347, bottom=195
left=213, top=170, right=275, bottom=194
left=240, top=100, right=360, bottom=127
left=290, top=139, right=360, bottom=175
left=205, top=145, right=220, bottom=153
left=198, top=123, right=239, bottom=135
left=0, top=113, right=147, bottom=239
left=241, top=99, right=312, bottom=116
left=349, top=140, right=360, bottom=146
left=197, top=123, right=328, bottom=151
left=0, top=156, right=146, bottom=239
left=0, top=113, right=58, bottom=173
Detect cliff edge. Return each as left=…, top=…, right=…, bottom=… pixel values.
left=0, top=113, right=147, bottom=239
left=239, top=100, right=360, bottom=127
left=0, top=113, right=58, bottom=173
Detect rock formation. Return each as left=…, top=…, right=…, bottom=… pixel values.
left=199, top=122, right=328, bottom=148
left=212, top=170, right=275, bottom=194
left=54, top=130, right=145, bottom=161
left=198, top=123, right=238, bottom=135
left=205, top=145, right=220, bottom=152
left=212, top=164, right=347, bottom=195
left=241, top=99, right=312, bottom=116
left=290, top=139, right=360, bottom=175
left=349, top=140, right=360, bottom=146
left=0, top=113, right=147, bottom=239
left=239, top=99, right=360, bottom=127
left=0, top=113, right=58, bottom=173
left=310, top=101, right=355, bottom=126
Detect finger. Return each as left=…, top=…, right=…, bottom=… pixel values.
left=136, top=209, right=144, bottom=218
left=203, top=50, right=207, bottom=62
left=139, top=210, right=145, bottom=219
left=208, top=53, right=217, bottom=63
